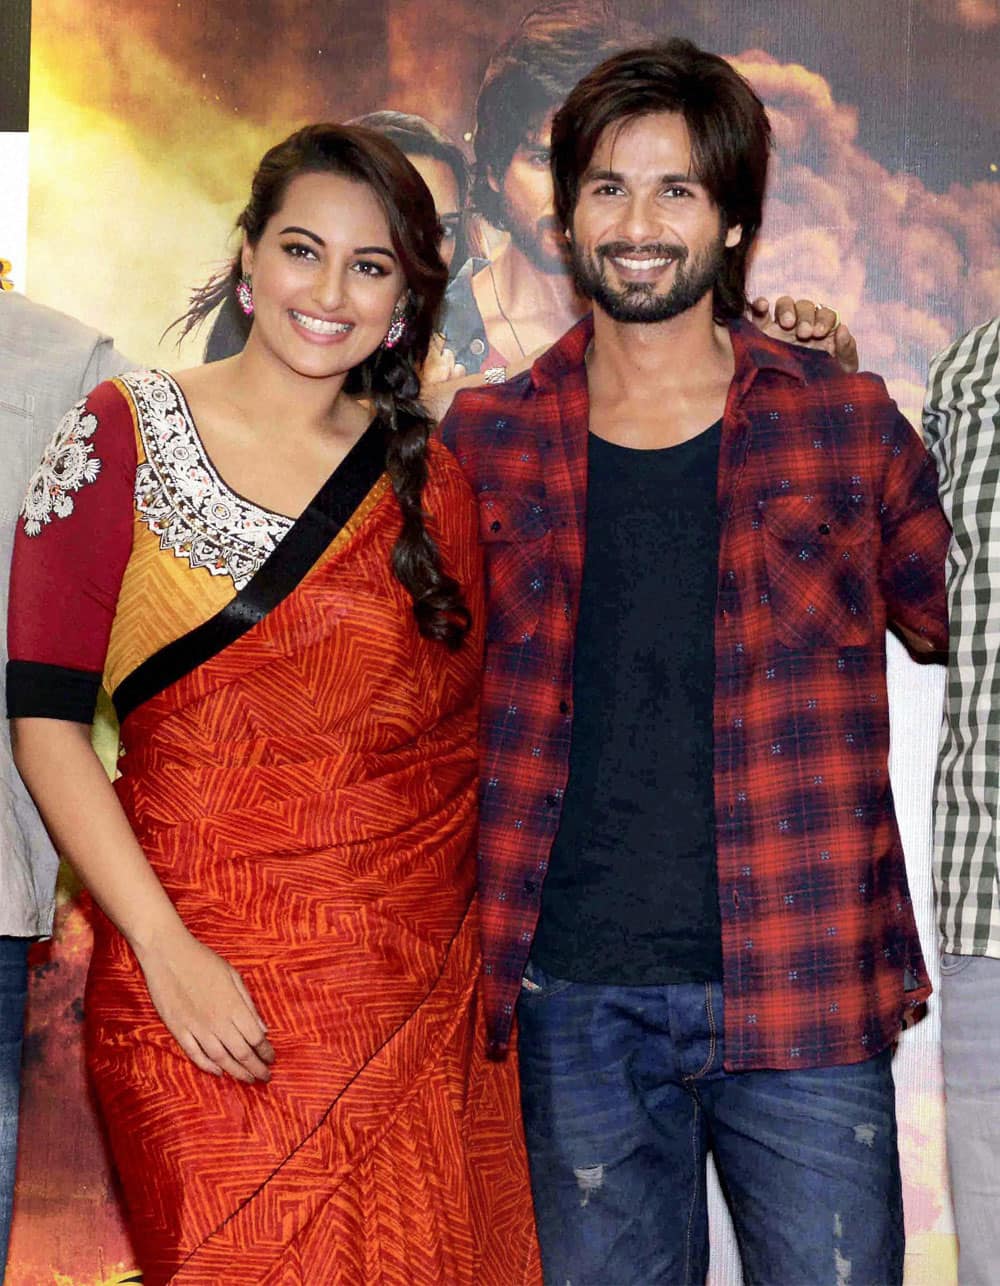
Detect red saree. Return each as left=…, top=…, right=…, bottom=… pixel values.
left=17, top=391, right=542, bottom=1281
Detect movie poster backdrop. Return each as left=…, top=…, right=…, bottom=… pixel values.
left=6, top=0, right=999, bottom=1280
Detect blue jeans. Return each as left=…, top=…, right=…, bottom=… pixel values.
left=517, top=966, right=903, bottom=1286
left=0, top=937, right=28, bottom=1277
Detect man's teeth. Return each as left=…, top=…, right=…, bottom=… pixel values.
left=612, top=255, right=673, bottom=270
left=290, top=311, right=352, bottom=334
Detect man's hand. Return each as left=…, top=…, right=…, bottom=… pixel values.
left=136, top=922, right=275, bottom=1083
left=750, top=296, right=859, bottom=375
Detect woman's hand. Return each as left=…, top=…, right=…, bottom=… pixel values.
left=136, top=924, right=275, bottom=1083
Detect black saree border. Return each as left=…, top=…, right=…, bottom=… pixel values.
left=112, top=417, right=390, bottom=726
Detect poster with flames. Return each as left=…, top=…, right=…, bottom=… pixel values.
left=7, top=0, right=999, bottom=1281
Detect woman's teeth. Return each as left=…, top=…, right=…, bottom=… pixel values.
left=290, top=311, right=352, bottom=334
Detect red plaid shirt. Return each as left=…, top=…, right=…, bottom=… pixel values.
left=440, top=316, right=949, bottom=1070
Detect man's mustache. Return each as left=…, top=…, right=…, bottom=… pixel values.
left=596, top=241, right=687, bottom=263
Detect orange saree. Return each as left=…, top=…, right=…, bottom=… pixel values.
left=10, top=375, right=539, bottom=1283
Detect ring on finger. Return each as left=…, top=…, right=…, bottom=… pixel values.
left=817, top=304, right=840, bottom=331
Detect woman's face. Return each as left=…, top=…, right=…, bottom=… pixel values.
left=407, top=153, right=462, bottom=270
left=242, top=170, right=406, bottom=381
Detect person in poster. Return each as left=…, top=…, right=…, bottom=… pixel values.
left=441, top=38, right=950, bottom=1284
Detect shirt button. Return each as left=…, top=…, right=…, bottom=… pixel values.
left=545, top=793, right=558, bottom=807
left=470, top=337, right=486, bottom=356
left=490, top=520, right=502, bottom=532
left=818, top=522, right=831, bottom=535
left=523, top=879, right=537, bottom=894
left=559, top=700, right=570, bottom=714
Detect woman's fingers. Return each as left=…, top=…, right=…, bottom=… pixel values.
left=230, top=969, right=268, bottom=1037
left=192, top=1029, right=258, bottom=1084
left=177, top=1030, right=223, bottom=1077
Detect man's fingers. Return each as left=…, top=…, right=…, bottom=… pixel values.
left=834, top=325, right=860, bottom=375
left=749, top=296, right=771, bottom=318
left=774, top=294, right=798, bottom=329
left=812, top=304, right=839, bottom=338
left=794, top=299, right=818, bottom=339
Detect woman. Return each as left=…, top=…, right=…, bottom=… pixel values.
left=7, top=124, right=539, bottom=1284
left=206, top=111, right=472, bottom=366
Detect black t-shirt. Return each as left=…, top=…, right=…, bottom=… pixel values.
left=532, top=421, right=723, bottom=985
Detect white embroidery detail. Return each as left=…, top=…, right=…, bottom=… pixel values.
left=123, top=370, right=293, bottom=589
left=21, top=401, right=103, bottom=536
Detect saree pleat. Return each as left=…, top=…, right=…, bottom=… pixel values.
left=85, top=467, right=540, bottom=1283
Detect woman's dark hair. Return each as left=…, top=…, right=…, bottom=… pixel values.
left=174, top=123, right=469, bottom=648
left=348, top=110, right=470, bottom=271
left=471, top=2, right=637, bottom=229
left=550, top=39, right=773, bottom=320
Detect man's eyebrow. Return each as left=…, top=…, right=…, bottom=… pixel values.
left=581, top=168, right=701, bottom=185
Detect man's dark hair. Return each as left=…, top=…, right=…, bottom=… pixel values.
left=550, top=39, right=773, bottom=319
left=472, top=2, right=639, bottom=228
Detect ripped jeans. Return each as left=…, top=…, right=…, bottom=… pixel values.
left=517, top=967, right=903, bottom=1286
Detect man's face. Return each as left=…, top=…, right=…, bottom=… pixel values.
left=489, top=113, right=568, bottom=273
left=568, top=111, right=742, bottom=323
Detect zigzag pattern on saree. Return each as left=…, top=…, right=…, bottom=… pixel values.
left=88, top=463, right=540, bottom=1283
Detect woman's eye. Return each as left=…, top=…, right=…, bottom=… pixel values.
left=282, top=242, right=317, bottom=260
left=353, top=260, right=389, bottom=277
left=440, top=219, right=458, bottom=243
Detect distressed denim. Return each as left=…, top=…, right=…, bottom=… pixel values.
left=517, top=965, right=903, bottom=1286
left=940, top=952, right=1000, bottom=1286
left=0, top=937, right=28, bottom=1276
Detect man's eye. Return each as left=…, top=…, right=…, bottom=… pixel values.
left=664, top=186, right=692, bottom=198
left=529, top=150, right=550, bottom=168
left=594, top=184, right=623, bottom=197
left=440, top=219, right=459, bottom=243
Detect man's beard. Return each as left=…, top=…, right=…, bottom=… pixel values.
left=569, top=232, right=727, bottom=322
left=509, top=214, right=570, bottom=274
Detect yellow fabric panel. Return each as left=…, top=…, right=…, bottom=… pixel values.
left=102, top=394, right=236, bottom=698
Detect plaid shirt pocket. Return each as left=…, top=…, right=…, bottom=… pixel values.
left=479, top=492, right=552, bottom=645
left=760, top=493, right=875, bottom=648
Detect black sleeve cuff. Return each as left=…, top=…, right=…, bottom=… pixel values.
left=5, top=660, right=101, bottom=723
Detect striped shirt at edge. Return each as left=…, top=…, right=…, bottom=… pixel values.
left=923, top=317, right=1000, bottom=958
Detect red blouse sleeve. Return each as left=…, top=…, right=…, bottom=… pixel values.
left=6, top=378, right=137, bottom=721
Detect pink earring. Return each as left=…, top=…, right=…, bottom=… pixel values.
left=236, top=275, right=254, bottom=317
left=382, top=305, right=406, bottom=349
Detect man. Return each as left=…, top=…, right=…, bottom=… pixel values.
left=0, top=290, right=132, bottom=1272
left=442, top=39, right=950, bottom=1285
left=922, top=318, right=1000, bottom=1286
left=438, top=1, right=855, bottom=389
